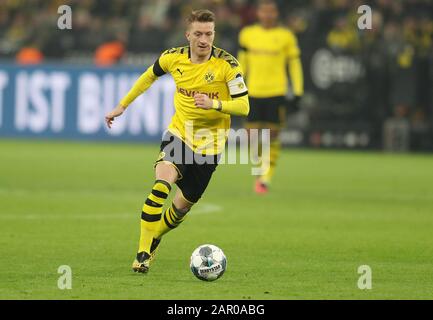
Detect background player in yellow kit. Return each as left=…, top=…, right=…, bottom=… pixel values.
left=238, top=0, right=304, bottom=194
left=104, top=10, right=249, bottom=273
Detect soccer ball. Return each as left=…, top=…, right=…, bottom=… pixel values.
left=190, top=244, right=227, bottom=281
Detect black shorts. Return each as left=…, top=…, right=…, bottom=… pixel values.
left=246, top=96, right=287, bottom=129
left=154, top=132, right=220, bottom=204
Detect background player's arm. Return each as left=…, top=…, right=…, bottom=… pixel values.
left=237, top=29, right=248, bottom=76
left=288, top=57, right=303, bottom=97
left=287, top=32, right=304, bottom=97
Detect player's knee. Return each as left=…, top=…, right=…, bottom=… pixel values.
left=173, top=196, right=194, bottom=214
left=155, top=162, right=178, bottom=184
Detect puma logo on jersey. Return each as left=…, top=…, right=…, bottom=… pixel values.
left=176, top=68, right=184, bottom=76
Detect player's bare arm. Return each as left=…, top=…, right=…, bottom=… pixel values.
left=105, top=104, right=126, bottom=129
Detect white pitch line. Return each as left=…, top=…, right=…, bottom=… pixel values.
left=0, top=213, right=132, bottom=220
left=192, top=203, right=223, bottom=215
left=0, top=203, right=223, bottom=220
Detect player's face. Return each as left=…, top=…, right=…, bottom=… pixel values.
left=257, top=3, right=278, bottom=28
left=186, top=22, right=215, bottom=58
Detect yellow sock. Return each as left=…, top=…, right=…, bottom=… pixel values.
left=138, top=179, right=171, bottom=254
left=260, top=138, right=281, bottom=185
left=155, top=203, right=188, bottom=239
left=249, top=130, right=262, bottom=162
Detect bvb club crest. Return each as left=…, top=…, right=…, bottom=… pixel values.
left=204, top=71, right=215, bottom=84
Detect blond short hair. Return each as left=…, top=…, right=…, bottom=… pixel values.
left=186, top=9, right=216, bottom=26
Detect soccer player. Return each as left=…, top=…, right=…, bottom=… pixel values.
left=238, top=0, right=304, bottom=194
left=104, top=10, right=249, bottom=273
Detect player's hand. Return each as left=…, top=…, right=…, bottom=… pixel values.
left=286, top=95, right=302, bottom=114
left=194, top=93, right=213, bottom=110
left=105, top=105, right=126, bottom=129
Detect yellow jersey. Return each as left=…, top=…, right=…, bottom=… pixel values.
left=120, top=46, right=248, bottom=155
left=238, top=24, right=303, bottom=98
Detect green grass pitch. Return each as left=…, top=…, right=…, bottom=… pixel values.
left=0, top=138, right=432, bottom=299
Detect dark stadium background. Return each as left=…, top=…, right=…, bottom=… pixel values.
left=0, top=0, right=432, bottom=151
